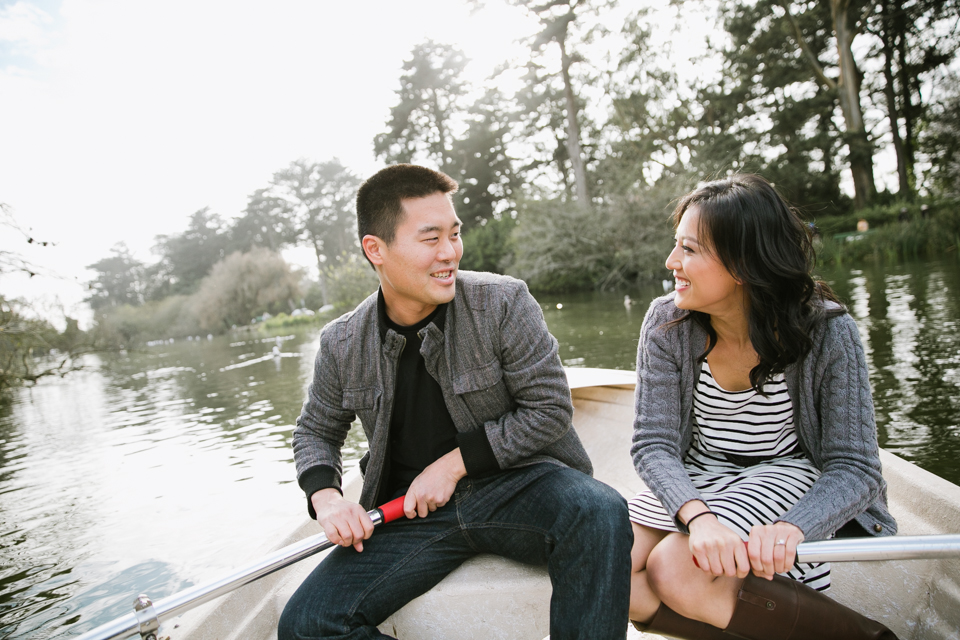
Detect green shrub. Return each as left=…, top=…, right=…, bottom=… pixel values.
left=459, top=215, right=518, bottom=273
left=324, top=253, right=380, bottom=312
left=261, top=312, right=323, bottom=330
left=809, top=199, right=953, bottom=237
left=193, top=248, right=301, bottom=331
left=510, top=179, right=682, bottom=293
left=92, top=295, right=199, bottom=346
left=816, top=203, right=960, bottom=266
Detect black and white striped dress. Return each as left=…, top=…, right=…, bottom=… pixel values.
left=628, top=361, right=831, bottom=590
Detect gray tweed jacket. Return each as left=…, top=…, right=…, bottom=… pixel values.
left=631, top=294, right=897, bottom=541
left=293, top=270, right=592, bottom=511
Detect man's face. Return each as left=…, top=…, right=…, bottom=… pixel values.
left=365, top=192, right=463, bottom=325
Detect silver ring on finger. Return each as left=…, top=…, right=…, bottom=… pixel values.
left=775, top=539, right=786, bottom=546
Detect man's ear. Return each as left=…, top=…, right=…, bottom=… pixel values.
left=362, top=235, right=385, bottom=266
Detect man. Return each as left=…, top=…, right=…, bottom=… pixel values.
left=278, top=164, right=632, bottom=640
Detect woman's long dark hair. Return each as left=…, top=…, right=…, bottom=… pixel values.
left=670, top=174, right=841, bottom=392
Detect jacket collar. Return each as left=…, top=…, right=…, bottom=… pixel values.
left=376, top=287, right=447, bottom=342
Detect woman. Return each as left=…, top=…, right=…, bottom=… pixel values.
left=629, top=175, right=898, bottom=640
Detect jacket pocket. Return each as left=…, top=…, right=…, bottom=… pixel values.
left=342, top=387, right=378, bottom=411
left=451, top=360, right=503, bottom=394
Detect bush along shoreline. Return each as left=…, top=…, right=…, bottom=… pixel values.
left=812, top=199, right=960, bottom=266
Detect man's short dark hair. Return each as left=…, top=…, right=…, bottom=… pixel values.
left=356, top=164, right=458, bottom=246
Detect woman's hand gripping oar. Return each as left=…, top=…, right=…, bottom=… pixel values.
left=693, top=534, right=960, bottom=572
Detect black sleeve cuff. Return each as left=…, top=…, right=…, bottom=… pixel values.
left=298, top=465, right=341, bottom=519
left=457, top=428, right=500, bottom=477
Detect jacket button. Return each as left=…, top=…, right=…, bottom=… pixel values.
left=874, top=524, right=883, bottom=533
left=766, top=601, right=774, bottom=610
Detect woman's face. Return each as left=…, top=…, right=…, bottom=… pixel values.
left=665, top=206, right=742, bottom=316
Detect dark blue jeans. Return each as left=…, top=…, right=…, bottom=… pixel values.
left=278, top=463, right=632, bottom=640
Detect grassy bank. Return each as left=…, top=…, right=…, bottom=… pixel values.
left=814, top=200, right=960, bottom=266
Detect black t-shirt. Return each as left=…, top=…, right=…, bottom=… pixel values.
left=381, top=305, right=459, bottom=500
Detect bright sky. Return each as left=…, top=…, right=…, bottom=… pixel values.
left=0, top=0, right=717, bottom=326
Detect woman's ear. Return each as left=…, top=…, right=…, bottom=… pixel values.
left=361, top=235, right=384, bottom=266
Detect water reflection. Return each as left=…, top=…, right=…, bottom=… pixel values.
left=0, top=329, right=369, bottom=639
left=820, top=260, right=960, bottom=484
left=536, top=280, right=663, bottom=371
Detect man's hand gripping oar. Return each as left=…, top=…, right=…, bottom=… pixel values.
left=313, top=448, right=465, bottom=551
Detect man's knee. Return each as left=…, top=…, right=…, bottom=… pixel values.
left=560, top=474, right=631, bottom=540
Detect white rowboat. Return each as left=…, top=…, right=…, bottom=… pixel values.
left=107, top=369, right=960, bottom=640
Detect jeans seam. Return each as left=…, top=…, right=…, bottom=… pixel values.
left=462, top=521, right=556, bottom=545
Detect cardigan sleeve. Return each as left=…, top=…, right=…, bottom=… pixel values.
left=777, top=314, right=889, bottom=540
left=630, top=298, right=703, bottom=527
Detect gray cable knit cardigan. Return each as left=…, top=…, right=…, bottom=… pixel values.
left=631, top=294, right=897, bottom=542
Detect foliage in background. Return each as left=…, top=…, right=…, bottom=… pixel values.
left=91, top=295, right=197, bottom=347
left=78, top=0, right=960, bottom=320
left=459, top=215, right=518, bottom=273
left=923, top=81, right=960, bottom=198
left=511, top=176, right=682, bottom=292
left=816, top=200, right=960, bottom=265
left=85, top=243, right=146, bottom=309
left=93, top=249, right=302, bottom=346
left=0, top=207, right=98, bottom=394
left=0, top=298, right=90, bottom=393
left=324, top=253, right=381, bottom=313
left=193, top=249, right=301, bottom=332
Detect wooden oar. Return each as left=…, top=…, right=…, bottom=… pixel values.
left=74, top=496, right=408, bottom=640
left=693, top=534, right=960, bottom=568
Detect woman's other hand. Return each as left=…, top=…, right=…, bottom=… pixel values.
left=680, top=503, right=751, bottom=579
left=748, top=521, right=804, bottom=579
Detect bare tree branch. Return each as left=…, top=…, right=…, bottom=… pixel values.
left=775, top=0, right=838, bottom=90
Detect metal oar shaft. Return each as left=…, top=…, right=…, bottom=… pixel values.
left=796, top=534, right=960, bottom=564
left=75, top=497, right=407, bottom=640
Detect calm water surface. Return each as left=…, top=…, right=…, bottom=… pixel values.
left=0, top=260, right=957, bottom=638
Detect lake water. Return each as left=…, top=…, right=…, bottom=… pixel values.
left=1, top=260, right=958, bottom=638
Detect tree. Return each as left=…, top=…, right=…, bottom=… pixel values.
left=267, top=158, right=361, bottom=304
left=85, top=243, right=146, bottom=309
left=775, top=0, right=877, bottom=208
left=373, top=41, right=469, bottom=173
left=192, top=248, right=301, bottom=332
left=512, top=58, right=579, bottom=195
left=0, top=206, right=94, bottom=391
left=449, top=86, right=521, bottom=226
left=153, top=208, right=230, bottom=295
left=228, top=187, right=297, bottom=253
left=686, top=0, right=855, bottom=209
left=510, top=0, right=599, bottom=208
left=0, top=203, right=54, bottom=278
left=923, top=80, right=960, bottom=198
left=867, top=0, right=960, bottom=198
left=0, top=298, right=86, bottom=391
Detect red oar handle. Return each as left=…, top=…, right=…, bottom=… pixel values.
left=692, top=541, right=798, bottom=568
left=376, top=496, right=407, bottom=524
